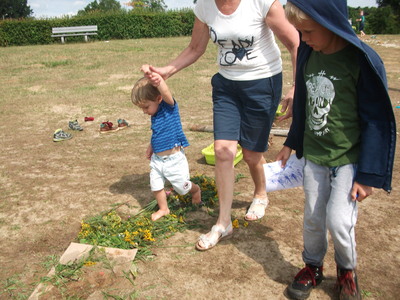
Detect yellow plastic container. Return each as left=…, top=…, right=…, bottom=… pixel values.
left=201, top=143, right=243, bottom=166
left=275, top=104, right=285, bottom=117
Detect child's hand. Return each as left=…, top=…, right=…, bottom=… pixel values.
left=275, top=146, right=292, bottom=167
left=148, top=72, right=163, bottom=87
left=140, top=64, right=162, bottom=87
left=351, top=181, right=373, bottom=202
left=141, top=64, right=173, bottom=105
left=146, top=144, right=153, bottom=160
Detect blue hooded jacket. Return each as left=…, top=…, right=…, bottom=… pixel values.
left=285, top=0, right=396, bottom=192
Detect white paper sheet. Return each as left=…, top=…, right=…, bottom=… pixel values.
left=264, top=154, right=305, bottom=192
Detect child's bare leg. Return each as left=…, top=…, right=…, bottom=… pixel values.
left=152, top=189, right=170, bottom=221
left=190, top=182, right=202, bottom=205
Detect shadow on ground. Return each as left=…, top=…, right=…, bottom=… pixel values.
left=109, top=173, right=152, bottom=209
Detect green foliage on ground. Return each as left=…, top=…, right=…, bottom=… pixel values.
left=77, top=175, right=218, bottom=260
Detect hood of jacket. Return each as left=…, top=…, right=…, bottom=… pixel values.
left=287, top=0, right=387, bottom=87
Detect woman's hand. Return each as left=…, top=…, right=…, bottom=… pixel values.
left=140, top=64, right=163, bottom=86
left=276, top=86, right=295, bottom=122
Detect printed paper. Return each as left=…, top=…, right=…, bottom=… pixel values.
left=264, top=154, right=305, bottom=192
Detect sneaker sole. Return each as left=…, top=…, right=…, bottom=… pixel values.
left=100, top=129, right=118, bottom=134
left=53, top=137, right=72, bottom=142
left=286, top=277, right=324, bottom=300
left=286, top=287, right=312, bottom=300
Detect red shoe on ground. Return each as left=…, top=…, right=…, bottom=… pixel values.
left=100, top=121, right=118, bottom=133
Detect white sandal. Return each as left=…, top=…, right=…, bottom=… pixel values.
left=244, top=198, right=269, bottom=221
left=195, top=223, right=233, bottom=251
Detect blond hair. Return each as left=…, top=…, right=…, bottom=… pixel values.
left=131, top=77, right=160, bottom=106
left=285, top=2, right=310, bottom=25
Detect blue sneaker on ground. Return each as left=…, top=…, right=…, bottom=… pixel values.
left=53, top=129, right=72, bottom=142
left=69, top=120, right=83, bottom=131
left=117, top=119, right=129, bottom=130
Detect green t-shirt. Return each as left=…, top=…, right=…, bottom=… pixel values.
left=303, top=45, right=361, bottom=167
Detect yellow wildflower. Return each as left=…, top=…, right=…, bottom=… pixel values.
left=81, top=222, right=91, bottom=230
left=143, top=229, right=155, bottom=242
left=84, top=261, right=96, bottom=267
left=232, top=219, right=239, bottom=228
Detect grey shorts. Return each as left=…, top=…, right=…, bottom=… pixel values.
left=211, top=72, right=282, bottom=152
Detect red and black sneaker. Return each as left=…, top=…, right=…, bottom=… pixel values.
left=287, top=264, right=324, bottom=300
left=100, top=121, right=118, bottom=133
left=336, top=268, right=361, bottom=300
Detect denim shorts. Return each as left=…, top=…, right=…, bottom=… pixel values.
left=211, top=72, right=282, bottom=152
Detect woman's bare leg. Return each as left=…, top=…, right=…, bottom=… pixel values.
left=196, top=140, right=237, bottom=248
left=243, top=148, right=269, bottom=221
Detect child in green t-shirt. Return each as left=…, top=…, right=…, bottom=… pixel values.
left=276, top=1, right=396, bottom=299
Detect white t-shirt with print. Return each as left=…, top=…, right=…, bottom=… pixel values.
left=194, top=0, right=282, bottom=81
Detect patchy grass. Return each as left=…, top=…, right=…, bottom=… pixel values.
left=0, top=35, right=399, bottom=300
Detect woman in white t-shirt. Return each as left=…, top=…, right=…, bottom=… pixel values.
left=143, top=0, right=299, bottom=251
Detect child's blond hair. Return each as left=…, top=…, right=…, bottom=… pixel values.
left=285, top=2, right=310, bottom=25
left=131, top=77, right=160, bottom=106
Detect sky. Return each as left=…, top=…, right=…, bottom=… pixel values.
left=28, top=0, right=378, bottom=19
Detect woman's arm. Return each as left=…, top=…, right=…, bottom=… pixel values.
left=266, top=0, right=299, bottom=121
left=148, top=17, right=210, bottom=82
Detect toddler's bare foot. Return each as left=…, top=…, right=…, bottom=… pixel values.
left=151, top=208, right=170, bottom=221
left=191, top=184, right=202, bottom=205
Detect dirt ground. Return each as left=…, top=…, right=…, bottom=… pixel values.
left=0, top=36, right=399, bottom=300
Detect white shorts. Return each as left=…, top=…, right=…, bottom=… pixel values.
left=149, top=148, right=192, bottom=195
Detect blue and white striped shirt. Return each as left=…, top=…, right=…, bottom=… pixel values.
left=151, top=99, right=189, bottom=153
